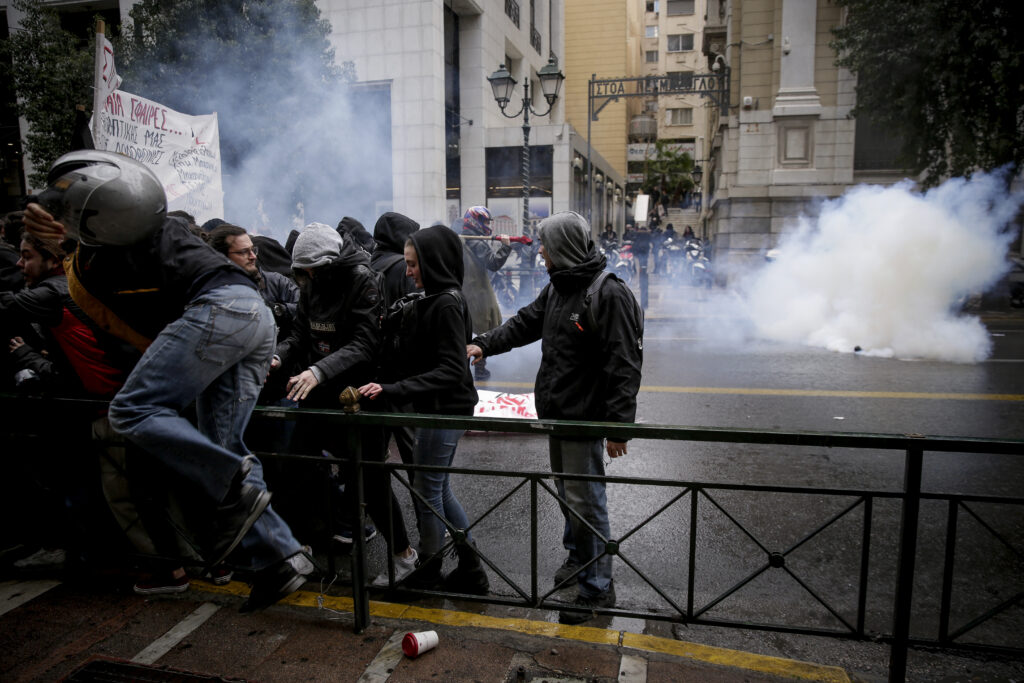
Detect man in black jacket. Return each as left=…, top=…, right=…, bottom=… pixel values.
left=23, top=151, right=309, bottom=612
left=467, top=211, right=643, bottom=625
left=272, top=222, right=415, bottom=562
left=207, top=224, right=299, bottom=344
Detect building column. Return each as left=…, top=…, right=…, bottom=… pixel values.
left=773, top=0, right=821, bottom=117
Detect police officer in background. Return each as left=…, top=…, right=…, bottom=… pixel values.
left=459, top=206, right=510, bottom=381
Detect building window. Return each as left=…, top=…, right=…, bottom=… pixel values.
left=645, top=25, right=659, bottom=38
left=667, top=33, right=694, bottom=52
left=645, top=50, right=658, bottom=63
left=505, top=0, right=520, bottom=28
left=667, top=108, right=693, bottom=125
left=646, top=1, right=659, bottom=12
left=667, top=71, right=694, bottom=89
left=854, top=116, right=903, bottom=170
left=666, top=0, right=695, bottom=15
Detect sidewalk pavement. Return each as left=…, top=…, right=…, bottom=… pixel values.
left=0, top=576, right=854, bottom=682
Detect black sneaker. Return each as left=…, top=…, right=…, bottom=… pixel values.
left=240, top=551, right=313, bottom=613
left=553, top=556, right=581, bottom=589
left=402, top=556, right=444, bottom=591
left=558, top=581, right=615, bottom=625
left=209, top=458, right=272, bottom=567
left=442, top=562, right=489, bottom=595
left=332, top=523, right=378, bottom=545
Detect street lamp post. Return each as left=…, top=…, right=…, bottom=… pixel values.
left=692, top=163, right=703, bottom=214
left=488, top=58, right=565, bottom=234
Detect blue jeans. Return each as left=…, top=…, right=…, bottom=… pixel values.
left=550, top=437, right=612, bottom=598
left=108, top=284, right=302, bottom=570
left=412, top=427, right=470, bottom=557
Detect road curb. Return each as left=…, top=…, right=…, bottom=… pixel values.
left=194, top=579, right=852, bottom=682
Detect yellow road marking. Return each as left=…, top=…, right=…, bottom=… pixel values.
left=644, top=386, right=1024, bottom=401
left=195, top=581, right=850, bottom=682
left=481, top=381, right=1024, bottom=401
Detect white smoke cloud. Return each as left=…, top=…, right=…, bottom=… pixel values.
left=717, top=171, right=1022, bottom=363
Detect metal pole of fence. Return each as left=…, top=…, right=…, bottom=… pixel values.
left=349, top=428, right=370, bottom=633
left=531, top=475, right=538, bottom=605
left=938, top=499, right=959, bottom=642
left=856, top=496, right=873, bottom=635
left=687, top=487, right=698, bottom=618
left=889, top=445, right=924, bottom=682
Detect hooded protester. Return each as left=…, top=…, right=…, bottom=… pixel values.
left=284, top=229, right=301, bottom=256
left=337, top=216, right=376, bottom=256
left=369, top=212, right=420, bottom=479
left=358, top=225, right=487, bottom=594
left=251, top=234, right=295, bottom=277
left=275, top=222, right=381, bottom=398
left=467, top=211, right=643, bottom=624
left=272, top=222, right=416, bottom=563
left=371, top=212, right=419, bottom=301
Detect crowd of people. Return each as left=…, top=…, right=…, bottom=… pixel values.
left=1, top=151, right=643, bottom=624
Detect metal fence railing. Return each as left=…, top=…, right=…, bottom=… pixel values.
left=3, top=394, right=1022, bottom=683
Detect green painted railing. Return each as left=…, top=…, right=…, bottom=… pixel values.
left=3, top=394, right=1022, bottom=683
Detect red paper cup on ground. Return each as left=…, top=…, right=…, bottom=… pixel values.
left=402, top=630, right=438, bottom=657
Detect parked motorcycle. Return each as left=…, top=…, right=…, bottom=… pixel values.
left=661, top=236, right=687, bottom=284
left=612, top=240, right=637, bottom=284
left=684, top=238, right=713, bottom=289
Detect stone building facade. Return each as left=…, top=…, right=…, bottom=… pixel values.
left=701, top=0, right=904, bottom=280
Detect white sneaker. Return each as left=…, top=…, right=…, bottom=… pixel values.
left=287, top=549, right=314, bottom=577
left=371, top=548, right=418, bottom=588
left=13, top=548, right=66, bottom=569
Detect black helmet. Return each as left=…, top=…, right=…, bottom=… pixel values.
left=37, top=150, right=166, bottom=246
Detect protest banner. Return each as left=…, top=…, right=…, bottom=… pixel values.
left=474, top=390, right=537, bottom=420
left=90, top=21, right=224, bottom=224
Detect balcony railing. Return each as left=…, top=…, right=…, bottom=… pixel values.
left=505, top=0, right=520, bottom=27
left=530, top=27, right=542, bottom=54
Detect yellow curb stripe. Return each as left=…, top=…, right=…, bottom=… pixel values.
left=194, top=581, right=848, bottom=681
left=646, top=386, right=1024, bottom=401
left=622, top=632, right=851, bottom=682
left=484, top=381, right=1024, bottom=401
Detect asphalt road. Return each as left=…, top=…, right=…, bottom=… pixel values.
left=359, top=315, right=1024, bottom=681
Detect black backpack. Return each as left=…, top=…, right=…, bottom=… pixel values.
left=584, top=271, right=644, bottom=349
left=379, top=287, right=469, bottom=381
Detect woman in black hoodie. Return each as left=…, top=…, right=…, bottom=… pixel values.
left=358, top=225, right=487, bottom=594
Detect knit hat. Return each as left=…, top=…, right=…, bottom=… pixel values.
left=291, top=222, right=344, bottom=269
left=538, top=211, right=592, bottom=269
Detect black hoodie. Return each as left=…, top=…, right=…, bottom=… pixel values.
left=337, top=216, right=376, bottom=255
left=371, top=212, right=419, bottom=302
left=381, top=225, right=477, bottom=416
left=472, top=244, right=643, bottom=435
left=275, top=238, right=383, bottom=404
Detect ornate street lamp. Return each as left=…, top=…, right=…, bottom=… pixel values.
left=488, top=57, right=565, bottom=233
left=692, top=164, right=703, bottom=213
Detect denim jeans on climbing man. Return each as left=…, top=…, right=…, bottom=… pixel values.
left=108, top=284, right=302, bottom=570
